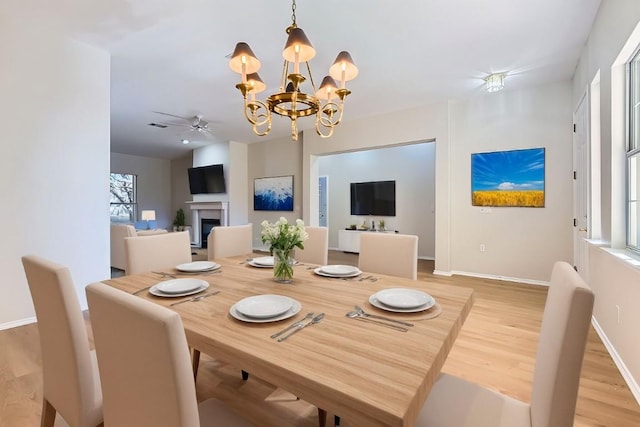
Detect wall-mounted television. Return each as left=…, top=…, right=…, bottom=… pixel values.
left=350, top=180, right=396, bottom=216
left=188, top=164, right=226, bottom=194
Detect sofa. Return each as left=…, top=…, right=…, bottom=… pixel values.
left=110, top=224, right=168, bottom=270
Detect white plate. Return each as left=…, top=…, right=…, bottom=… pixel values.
left=155, top=278, right=206, bottom=294
left=176, top=261, right=220, bottom=272
left=320, top=265, right=360, bottom=276
left=375, top=288, right=434, bottom=309
left=251, top=256, right=274, bottom=266
left=313, top=267, right=362, bottom=278
left=150, top=281, right=209, bottom=298
left=368, top=294, right=435, bottom=313
left=230, top=298, right=301, bottom=323
left=234, top=295, right=293, bottom=319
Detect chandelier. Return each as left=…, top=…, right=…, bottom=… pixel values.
left=229, top=0, right=358, bottom=141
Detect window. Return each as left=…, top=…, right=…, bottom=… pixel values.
left=110, top=173, right=137, bottom=223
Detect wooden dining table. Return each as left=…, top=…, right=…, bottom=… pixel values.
left=103, top=255, right=474, bottom=427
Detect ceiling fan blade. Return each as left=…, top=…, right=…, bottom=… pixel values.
left=159, top=121, right=194, bottom=128
left=152, top=111, right=190, bottom=121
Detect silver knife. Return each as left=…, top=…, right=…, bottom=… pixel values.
left=277, top=313, right=325, bottom=342
left=169, top=290, right=219, bottom=306
left=271, top=312, right=314, bottom=339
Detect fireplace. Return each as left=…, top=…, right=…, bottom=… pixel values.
left=201, top=218, right=221, bottom=249
left=186, top=201, right=228, bottom=247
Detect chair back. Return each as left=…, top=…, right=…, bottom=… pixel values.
left=294, top=226, right=329, bottom=265
left=207, top=224, right=253, bottom=260
left=21, top=255, right=102, bottom=427
left=86, top=282, right=201, bottom=427
left=124, top=231, right=192, bottom=275
left=358, top=233, right=418, bottom=279
left=530, top=261, right=594, bottom=427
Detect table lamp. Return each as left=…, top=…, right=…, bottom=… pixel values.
left=141, top=210, right=156, bottom=230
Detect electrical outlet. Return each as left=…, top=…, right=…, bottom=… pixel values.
left=479, top=244, right=485, bottom=252
left=616, top=305, right=621, bottom=324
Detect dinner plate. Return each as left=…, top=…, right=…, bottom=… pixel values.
left=175, top=261, right=220, bottom=273
left=150, top=280, right=209, bottom=297
left=251, top=256, right=275, bottom=266
left=374, top=288, right=434, bottom=309
left=230, top=298, right=301, bottom=323
left=368, top=293, right=435, bottom=313
left=234, top=295, right=293, bottom=319
left=320, top=265, right=360, bottom=276
left=313, top=267, right=362, bottom=278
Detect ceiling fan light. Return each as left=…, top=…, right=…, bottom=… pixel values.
left=485, top=73, right=505, bottom=92
left=181, top=139, right=189, bottom=144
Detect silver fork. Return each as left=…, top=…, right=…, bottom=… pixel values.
left=170, top=290, right=220, bottom=306
left=354, top=305, right=414, bottom=327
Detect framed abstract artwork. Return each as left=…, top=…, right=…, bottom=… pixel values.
left=254, top=175, right=294, bottom=211
left=471, top=147, right=545, bottom=207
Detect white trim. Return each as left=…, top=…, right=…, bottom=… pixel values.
left=592, top=316, right=640, bottom=405
left=450, top=270, right=549, bottom=287
left=432, top=270, right=452, bottom=277
left=0, top=316, right=36, bottom=331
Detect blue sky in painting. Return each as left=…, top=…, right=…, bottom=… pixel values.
left=471, top=148, right=545, bottom=191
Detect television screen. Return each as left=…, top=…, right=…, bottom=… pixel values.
left=350, top=180, right=396, bottom=216
left=188, top=164, right=226, bottom=194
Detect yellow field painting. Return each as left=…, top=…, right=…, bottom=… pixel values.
left=472, top=190, right=544, bottom=207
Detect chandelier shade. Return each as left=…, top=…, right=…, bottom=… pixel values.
left=229, top=0, right=357, bottom=141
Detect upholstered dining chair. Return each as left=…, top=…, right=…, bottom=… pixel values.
left=85, top=282, right=256, bottom=427
left=415, top=261, right=594, bottom=427
left=21, top=255, right=103, bottom=427
left=207, top=223, right=253, bottom=260
left=124, top=230, right=192, bottom=275
left=358, top=232, right=418, bottom=280
left=294, top=226, right=329, bottom=265
left=206, top=223, right=253, bottom=381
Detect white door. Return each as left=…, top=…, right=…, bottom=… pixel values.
left=573, top=91, right=590, bottom=277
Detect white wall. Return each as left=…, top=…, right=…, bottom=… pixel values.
left=449, top=82, right=573, bottom=282
left=111, top=152, right=172, bottom=229
left=317, top=143, right=436, bottom=258
left=0, top=21, right=110, bottom=327
left=573, top=0, right=640, bottom=400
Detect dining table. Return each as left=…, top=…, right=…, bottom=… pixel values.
left=102, top=254, right=474, bottom=427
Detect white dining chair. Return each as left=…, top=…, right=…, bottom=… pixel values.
left=358, top=232, right=418, bottom=279
left=124, top=230, right=192, bottom=275
left=207, top=223, right=253, bottom=260
left=85, top=282, right=256, bottom=427
left=21, top=255, right=103, bottom=427
left=294, top=226, right=329, bottom=265
left=415, top=261, right=594, bottom=427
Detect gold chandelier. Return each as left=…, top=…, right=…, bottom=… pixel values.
left=229, top=0, right=358, bottom=141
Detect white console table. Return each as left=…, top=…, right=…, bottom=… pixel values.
left=338, top=229, right=395, bottom=253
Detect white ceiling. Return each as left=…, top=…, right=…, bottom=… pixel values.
left=14, top=0, right=600, bottom=159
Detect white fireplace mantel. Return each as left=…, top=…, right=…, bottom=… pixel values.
left=185, top=201, right=228, bottom=247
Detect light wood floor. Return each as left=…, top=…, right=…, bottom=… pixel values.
left=3, top=251, right=639, bottom=426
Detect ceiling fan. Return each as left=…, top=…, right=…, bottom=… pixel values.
left=152, top=111, right=215, bottom=136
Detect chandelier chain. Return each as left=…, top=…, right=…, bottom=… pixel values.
left=291, top=0, right=297, bottom=26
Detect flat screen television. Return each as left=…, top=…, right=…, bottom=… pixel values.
left=188, top=164, right=226, bottom=194
left=350, top=180, right=396, bottom=216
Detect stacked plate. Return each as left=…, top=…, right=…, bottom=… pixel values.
left=247, top=256, right=275, bottom=268
left=369, top=288, right=435, bottom=312
left=313, top=265, right=362, bottom=278
left=176, top=261, right=220, bottom=273
left=149, top=278, right=209, bottom=298
left=230, top=294, right=301, bottom=323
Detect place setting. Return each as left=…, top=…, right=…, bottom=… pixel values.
left=175, top=261, right=222, bottom=275
left=229, top=294, right=301, bottom=323
left=366, top=287, right=442, bottom=320
left=313, top=264, right=363, bottom=279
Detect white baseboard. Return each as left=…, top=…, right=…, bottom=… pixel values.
left=450, top=270, right=549, bottom=287
left=591, top=316, right=640, bottom=405
left=0, top=316, right=36, bottom=331
left=432, top=270, right=452, bottom=277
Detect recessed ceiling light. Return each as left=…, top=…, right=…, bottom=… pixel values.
left=181, top=139, right=189, bottom=145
